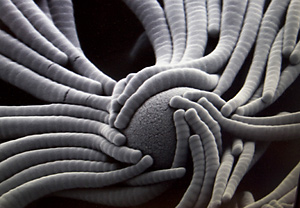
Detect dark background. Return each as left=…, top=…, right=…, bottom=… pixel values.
left=73, top=0, right=156, bottom=81
left=0, top=0, right=298, bottom=207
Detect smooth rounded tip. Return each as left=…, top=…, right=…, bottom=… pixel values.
left=262, top=92, right=273, bottom=104
left=221, top=104, right=232, bottom=117
left=114, top=117, right=127, bottom=130
left=231, top=114, right=238, bottom=119
left=232, top=144, right=243, bottom=156
left=173, top=108, right=185, bottom=117
left=113, top=134, right=126, bottom=146
left=198, top=96, right=208, bottom=104
left=52, top=52, right=69, bottom=66
left=142, top=155, right=154, bottom=166
left=168, top=95, right=181, bottom=107
left=185, top=108, right=197, bottom=119
left=289, top=52, right=300, bottom=65
left=222, top=193, right=232, bottom=204
left=104, top=80, right=117, bottom=96
left=282, top=46, right=293, bottom=58
left=130, top=150, right=143, bottom=164
left=208, top=25, right=220, bottom=39
left=211, top=74, right=220, bottom=88
left=177, top=167, right=186, bottom=178
left=189, top=134, right=200, bottom=142
left=183, top=90, right=198, bottom=100
left=235, top=107, right=245, bottom=115
left=277, top=111, right=291, bottom=116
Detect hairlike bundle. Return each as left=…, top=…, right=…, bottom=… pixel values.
left=0, top=0, right=299, bottom=208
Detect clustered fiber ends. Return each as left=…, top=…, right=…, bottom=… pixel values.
left=0, top=0, right=299, bottom=208
left=124, top=87, right=190, bottom=170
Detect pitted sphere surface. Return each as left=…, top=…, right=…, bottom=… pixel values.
left=124, top=87, right=190, bottom=169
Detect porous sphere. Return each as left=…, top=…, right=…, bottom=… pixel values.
left=123, top=87, right=191, bottom=169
